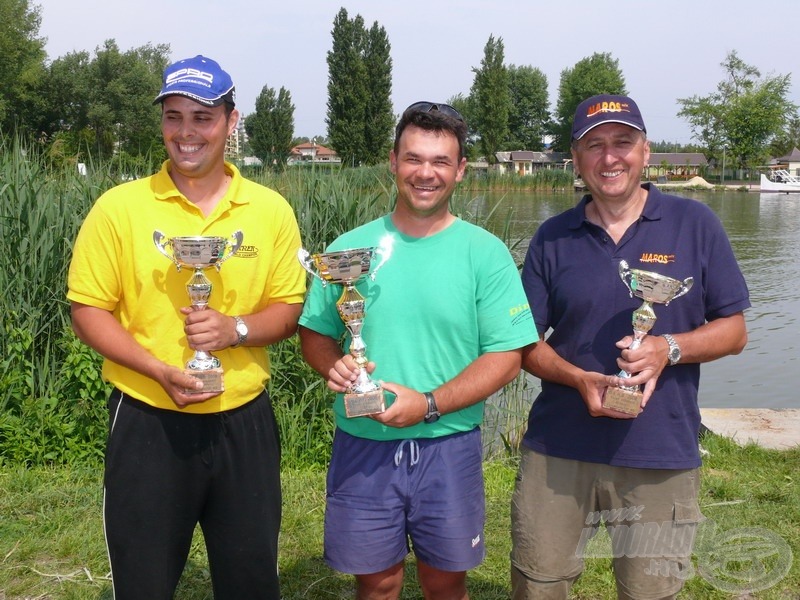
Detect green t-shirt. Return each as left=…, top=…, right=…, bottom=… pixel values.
left=299, top=215, right=537, bottom=441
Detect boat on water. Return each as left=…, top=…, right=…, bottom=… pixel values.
left=760, top=169, right=800, bottom=193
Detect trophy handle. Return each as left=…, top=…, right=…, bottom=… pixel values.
left=618, top=260, right=634, bottom=297
left=666, top=277, right=694, bottom=305
left=370, top=235, right=394, bottom=281
left=153, top=230, right=180, bottom=269
left=214, top=230, right=243, bottom=271
left=297, top=248, right=328, bottom=287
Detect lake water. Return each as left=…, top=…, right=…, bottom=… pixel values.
left=472, top=188, right=800, bottom=409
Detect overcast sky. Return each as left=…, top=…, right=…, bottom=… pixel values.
left=35, top=0, right=800, bottom=144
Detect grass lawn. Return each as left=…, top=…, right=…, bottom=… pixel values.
left=0, top=432, right=797, bottom=599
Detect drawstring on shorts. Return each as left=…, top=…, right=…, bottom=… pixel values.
left=393, top=439, right=420, bottom=467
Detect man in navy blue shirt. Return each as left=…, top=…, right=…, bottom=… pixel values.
left=511, top=94, right=750, bottom=600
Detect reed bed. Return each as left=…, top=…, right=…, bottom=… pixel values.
left=0, top=143, right=529, bottom=468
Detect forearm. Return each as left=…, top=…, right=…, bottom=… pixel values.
left=432, top=349, right=522, bottom=415
left=298, top=325, right=345, bottom=378
left=71, top=302, right=166, bottom=381
left=523, top=339, right=586, bottom=388
left=238, top=302, right=303, bottom=347
left=668, top=312, right=747, bottom=365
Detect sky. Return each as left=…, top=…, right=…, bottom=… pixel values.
left=35, top=0, right=800, bottom=145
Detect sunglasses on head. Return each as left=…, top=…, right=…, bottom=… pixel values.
left=405, top=101, right=464, bottom=122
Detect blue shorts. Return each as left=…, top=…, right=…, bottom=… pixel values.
left=324, top=428, right=486, bottom=575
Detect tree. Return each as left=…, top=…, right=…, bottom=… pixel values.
left=245, top=85, right=295, bottom=168
left=326, top=8, right=393, bottom=167
left=447, top=93, right=479, bottom=159
left=507, top=65, right=549, bottom=150
left=678, top=51, right=797, bottom=169
left=470, top=35, right=510, bottom=163
left=326, top=8, right=368, bottom=167
left=769, top=114, right=800, bottom=158
left=551, top=52, right=626, bottom=152
left=0, top=0, right=47, bottom=134
left=362, top=22, right=393, bottom=164
left=40, top=40, right=169, bottom=167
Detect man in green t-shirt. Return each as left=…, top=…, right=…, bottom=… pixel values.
left=299, top=102, right=538, bottom=599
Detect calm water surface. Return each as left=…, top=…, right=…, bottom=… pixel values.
left=470, top=188, right=799, bottom=409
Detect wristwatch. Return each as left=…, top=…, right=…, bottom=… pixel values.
left=233, top=316, right=249, bottom=347
left=423, top=392, right=441, bottom=424
left=662, top=334, right=681, bottom=366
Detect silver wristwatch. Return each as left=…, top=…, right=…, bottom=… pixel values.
left=662, top=334, right=681, bottom=366
left=423, top=392, right=440, bottom=424
left=233, top=316, right=248, bottom=347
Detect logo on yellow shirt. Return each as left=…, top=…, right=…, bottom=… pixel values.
left=236, top=245, right=259, bottom=259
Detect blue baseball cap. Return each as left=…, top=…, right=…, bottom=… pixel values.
left=153, top=55, right=235, bottom=107
left=571, top=94, right=645, bottom=141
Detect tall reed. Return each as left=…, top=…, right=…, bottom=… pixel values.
left=0, top=139, right=117, bottom=464
left=0, top=144, right=530, bottom=467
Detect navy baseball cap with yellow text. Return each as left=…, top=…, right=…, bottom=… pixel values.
left=153, top=55, right=235, bottom=107
left=571, top=94, right=645, bottom=141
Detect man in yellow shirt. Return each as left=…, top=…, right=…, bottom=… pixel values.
left=67, top=55, right=305, bottom=599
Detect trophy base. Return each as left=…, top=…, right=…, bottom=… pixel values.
left=184, top=368, right=225, bottom=394
left=344, top=389, right=386, bottom=418
left=603, top=387, right=642, bottom=416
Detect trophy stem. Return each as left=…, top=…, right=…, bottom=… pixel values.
left=184, top=268, right=223, bottom=388
left=615, top=299, right=657, bottom=385
left=605, top=299, right=658, bottom=414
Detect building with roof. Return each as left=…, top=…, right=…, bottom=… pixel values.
left=645, top=153, right=708, bottom=181
left=288, top=142, right=341, bottom=165
left=773, top=147, right=800, bottom=175
left=493, top=151, right=572, bottom=175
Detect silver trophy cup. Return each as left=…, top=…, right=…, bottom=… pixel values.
left=603, top=260, right=693, bottom=416
left=299, top=241, right=392, bottom=417
left=154, top=230, right=243, bottom=393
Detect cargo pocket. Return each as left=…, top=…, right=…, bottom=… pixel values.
left=669, top=498, right=703, bottom=559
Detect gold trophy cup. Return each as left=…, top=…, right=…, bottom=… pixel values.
left=603, top=259, right=693, bottom=415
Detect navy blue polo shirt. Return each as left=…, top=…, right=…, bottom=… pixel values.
left=521, top=184, right=750, bottom=469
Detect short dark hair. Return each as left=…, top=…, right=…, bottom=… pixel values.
left=394, top=104, right=467, bottom=160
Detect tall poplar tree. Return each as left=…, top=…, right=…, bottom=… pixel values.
left=363, top=21, right=393, bottom=164
left=326, top=7, right=393, bottom=167
left=470, top=35, right=510, bottom=164
left=245, top=85, right=295, bottom=168
left=552, top=52, right=626, bottom=152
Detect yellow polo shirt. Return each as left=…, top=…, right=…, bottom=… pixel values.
left=67, top=161, right=306, bottom=413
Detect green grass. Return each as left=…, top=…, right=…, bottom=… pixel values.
left=0, top=433, right=797, bottom=599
